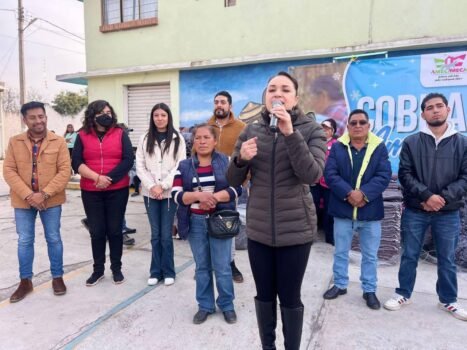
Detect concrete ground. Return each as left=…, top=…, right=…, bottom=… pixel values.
left=0, top=162, right=466, bottom=350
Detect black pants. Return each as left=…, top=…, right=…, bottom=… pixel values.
left=133, top=175, right=141, bottom=193
left=81, top=187, right=129, bottom=274
left=248, top=239, right=312, bottom=308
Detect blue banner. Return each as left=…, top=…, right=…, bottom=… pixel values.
left=345, top=52, right=467, bottom=172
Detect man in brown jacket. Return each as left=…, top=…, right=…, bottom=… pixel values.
left=3, top=101, right=70, bottom=302
left=207, top=91, right=246, bottom=283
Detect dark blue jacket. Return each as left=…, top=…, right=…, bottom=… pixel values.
left=175, top=151, right=242, bottom=239
left=324, top=132, right=391, bottom=221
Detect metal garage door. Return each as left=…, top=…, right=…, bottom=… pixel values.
left=127, top=84, right=170, bottom=146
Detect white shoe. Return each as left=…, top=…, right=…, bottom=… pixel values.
left=383, top=294, right=412, bottom=311
left=147, top=278, right=158, bottom=286
left=438, top=302, right=467, bottom=321
left=164, top=278, right=175, bottom=286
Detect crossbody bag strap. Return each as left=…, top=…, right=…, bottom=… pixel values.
left=191, top=158, right=203, bottom=192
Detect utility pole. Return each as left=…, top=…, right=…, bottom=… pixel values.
left=18, top=0, right=25, bottom=106
left=17, top=0, right=37, bottom=108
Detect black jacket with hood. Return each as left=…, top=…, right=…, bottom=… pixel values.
left=398, top=123, right=467, bottom=211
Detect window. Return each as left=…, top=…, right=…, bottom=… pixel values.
left=225, top=0, right=236, bottom=7
left=101, top=0, right=158, bottom=32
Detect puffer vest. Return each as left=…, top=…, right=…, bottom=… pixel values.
left=176, top=151, right=236, bottom=239
left=79, top=127, right=129, bottom=191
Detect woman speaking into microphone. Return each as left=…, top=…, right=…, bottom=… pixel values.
left=227, top=71, right=326, bottom=350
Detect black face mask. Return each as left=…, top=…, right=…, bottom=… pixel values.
left=95, top=114, right=113, bottom=128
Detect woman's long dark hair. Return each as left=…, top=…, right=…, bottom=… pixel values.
left=81, top=100, right=118, bottom=134
left=145, top=103, right=180, bottom=159
left=63, top=124, right=74, bottom=137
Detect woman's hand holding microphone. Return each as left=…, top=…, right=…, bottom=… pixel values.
left=271, top=101, right=293, bottom=136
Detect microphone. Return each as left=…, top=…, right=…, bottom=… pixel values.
left=269, top=100, right=282, bottom=132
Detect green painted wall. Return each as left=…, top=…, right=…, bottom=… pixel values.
left=87, top=70, right=180, bottom=125
left=83, top=0, right=467, bottom=71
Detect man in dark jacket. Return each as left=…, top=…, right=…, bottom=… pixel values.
left=323, top=109, right=391, bottom=310
left=384, top=93, right=467, bottom=321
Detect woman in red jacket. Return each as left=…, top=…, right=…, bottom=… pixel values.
left=72, top=100, right=133, bottom=286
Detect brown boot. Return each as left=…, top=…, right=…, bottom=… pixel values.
left=10, top=279, right=33, bottom=303
left=52, top=277, right=67, bottom=296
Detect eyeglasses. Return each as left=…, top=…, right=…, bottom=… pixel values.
left=348, top=120, right=368, bottom=127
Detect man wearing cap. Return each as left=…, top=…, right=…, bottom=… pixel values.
left=3, top=101, right=70, bottom=302
left=207, top=90, right=246, bottom=283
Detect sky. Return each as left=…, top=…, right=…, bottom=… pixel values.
left=0, top=0, right=86, bottom=103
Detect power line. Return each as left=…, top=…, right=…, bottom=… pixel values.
left=25, top=39, right=85, bottom=55
left=36, top=17, right=84, bottom=41
left=33, top=26, right=85, bottom=45
left=0, top=40, right=18, bottom=80
left=0, top=34, right=85, bottom=55
left=1, top=8, right=85, bottom=41
left=0, top=36, right=18, bottom=64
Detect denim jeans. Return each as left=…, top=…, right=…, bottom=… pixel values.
left=14, top=205, right=64, bottom=279
left=81, top=188, right=128, bottom=274
left=144, top=196, right=176, bottom=279
left=396, top=208, right=460, bottom=303
left=188, top=214, right=234, bottom=313
left=333, top=217, right=381, bottom=293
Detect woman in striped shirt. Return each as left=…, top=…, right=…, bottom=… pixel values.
left=172, top=124, right=242, bottom=325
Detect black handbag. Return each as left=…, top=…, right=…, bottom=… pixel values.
left=207, top=209, right=241, bottom=239
left=192, top=159, right=240, bottom=239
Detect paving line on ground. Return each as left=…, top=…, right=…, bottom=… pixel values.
left=61, top=258, right=195, bottom=350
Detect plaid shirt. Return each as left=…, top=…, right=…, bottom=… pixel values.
left=28, top=132, right=45, bottom=192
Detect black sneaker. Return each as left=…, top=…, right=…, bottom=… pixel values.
left=123, top=234, right=135, bottom=246
left=113, top=271, right=125, bottom=284
left=230, top=260, right=244, bottom=283
left=86, top=272, right=104, bottom=286
left=123, top=227, right=137, bottom=234
left=131, top=192, right=140, bottom=197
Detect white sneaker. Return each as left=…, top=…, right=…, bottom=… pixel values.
left=383, top=294, right=412, bottom=311
left=147, top=278, right=158, bottom=286
left=438, top=302, right=467, bottom=321
left=164, top=278, right=175, bottom=286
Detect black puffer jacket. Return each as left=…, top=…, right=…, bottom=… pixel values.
left=399, top=128, right=467, bottom=211
left=227, top=109, right=326, bottom=247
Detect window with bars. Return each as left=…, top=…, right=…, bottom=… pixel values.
left=103, top=0, right=157, bottom=24
left=101, top=0, right=158, bottom=32
left=224, top=0, right=236, bottom=7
